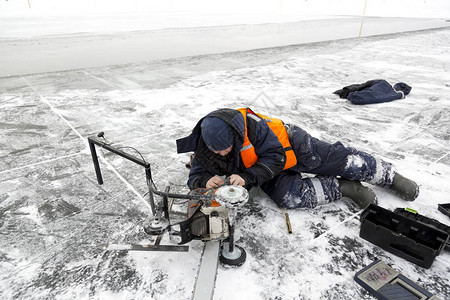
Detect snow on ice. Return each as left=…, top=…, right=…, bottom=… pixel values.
left=1, top=4, right=450, bottom=300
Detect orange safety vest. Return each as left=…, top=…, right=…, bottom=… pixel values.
left=237, top=108, right=297, bottom=170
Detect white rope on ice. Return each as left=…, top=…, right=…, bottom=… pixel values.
left=428, top=151, right=450, bottom=167
left=0, top=153, right=82, bottom=175
left=81, top=70, right=116, bottom=87
left=116, top=126, right=187, bottom=145
left=82, top=69, right=171, bottom=118
left=22, top=76, right=86, bottom=142
left=21, top=76, right=153, bottom=212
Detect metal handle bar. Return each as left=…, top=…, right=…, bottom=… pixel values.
left=88, top=135, right=213, bottom=215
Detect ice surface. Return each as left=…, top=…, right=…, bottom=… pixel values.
left=1, top=17, right=449, bottom=77
left=1, top=25, right=450, bottom=300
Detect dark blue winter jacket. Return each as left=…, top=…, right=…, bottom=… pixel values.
left=334, top=79, right=412, bottom=105
left=176, top=108, right=286, bottom=189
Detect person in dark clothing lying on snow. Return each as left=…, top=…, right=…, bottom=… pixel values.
left=176, top=107, right=419, bottom=209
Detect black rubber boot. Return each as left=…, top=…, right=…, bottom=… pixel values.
left=389, top=173, right=419, bottom=201
left=338, top=179, right=378, bottom=209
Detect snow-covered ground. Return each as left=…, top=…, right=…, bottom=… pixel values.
left=1, top=19, right=449, bottom=299
left=1, top=0, right=450, bottom=298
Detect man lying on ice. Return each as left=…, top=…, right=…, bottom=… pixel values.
left=176, top=107, right=419, bottom=209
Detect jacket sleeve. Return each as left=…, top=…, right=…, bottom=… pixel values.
left=187, top=157, right=214, bottom=190
left=244, top=118, right=286, bottom=186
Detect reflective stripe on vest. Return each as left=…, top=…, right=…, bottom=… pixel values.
left=237, top=108, right=297, bottom=170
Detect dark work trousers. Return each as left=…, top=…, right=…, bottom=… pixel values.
left=261, top=125, right=395, bottom=208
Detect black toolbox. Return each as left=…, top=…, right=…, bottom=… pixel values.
left=394, top=207, right=450, bottom=252
left=360, top=204, right=449, bottom=269
left=438, top=203, right=450, bottom=219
